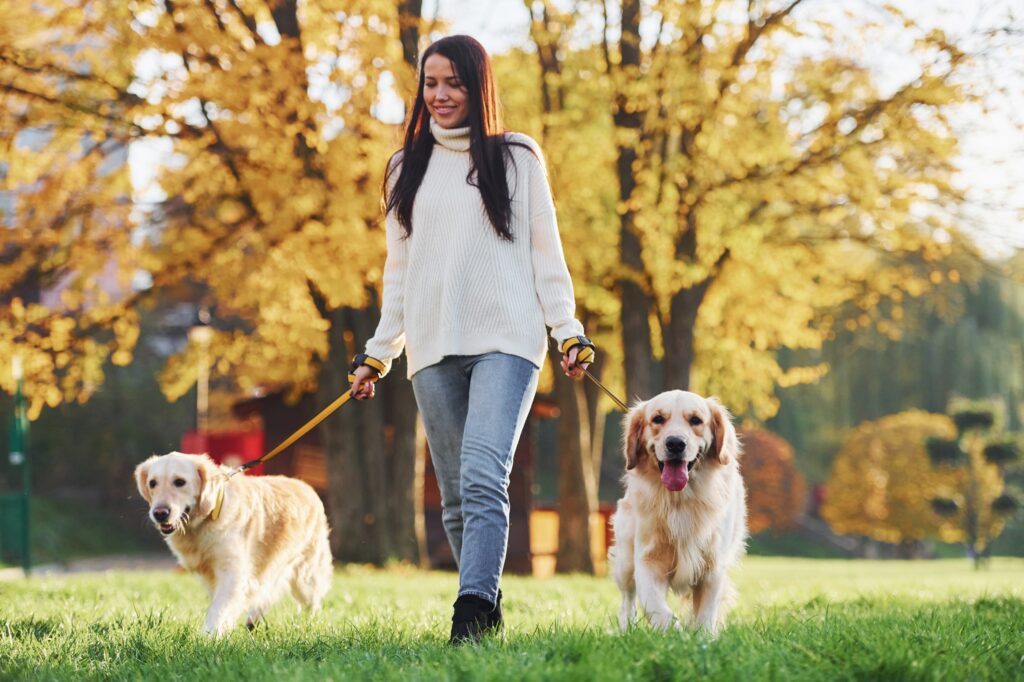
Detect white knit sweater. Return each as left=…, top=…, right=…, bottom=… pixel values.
left=364, top=119, right=585, bottom=378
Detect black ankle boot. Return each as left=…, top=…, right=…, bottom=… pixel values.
left=449, top=594, right=499, bottom=645
left=487, top=589, right=503, bottom=631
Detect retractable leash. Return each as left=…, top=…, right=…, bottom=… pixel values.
left=211, top=373, right=362, bottom=520
left=582, top=367, right=629, bottom=412
left=559, top=336, right=629, bottom=412
left=228, top=390, right=354, bottom=478
left=226, top=372, right=364, bottom=481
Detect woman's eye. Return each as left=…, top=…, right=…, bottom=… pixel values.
left=148, top=480, right=157, bottom=489
left=173, top=479, right=186, bottom=488
left=652, top=415, right=665, bottom=425
left=689, top=416, right=703, bottom=426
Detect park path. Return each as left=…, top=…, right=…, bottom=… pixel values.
left=0, top=554, right=177, bottom=580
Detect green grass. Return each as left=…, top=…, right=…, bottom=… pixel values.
left=1, top=558, right=1022, bottom=681
left=746, top=530, right=850, bottom=558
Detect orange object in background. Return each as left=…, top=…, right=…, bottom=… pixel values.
left=180, top=430, right=265, bottom=476
left=529, top=505, right=615, bottom=578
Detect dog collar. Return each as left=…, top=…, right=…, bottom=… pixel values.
left=210, top=484, right=225, bottom=521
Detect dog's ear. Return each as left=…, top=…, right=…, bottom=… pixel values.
left=192, top=454, right=222, bottom=519
left=623, top=402, right=647, bottom=470
left=708, top=397, right=738, bottom=466
left=193, top=454, right=221, bottom=518
left=134, top=457, right=156, bottom=502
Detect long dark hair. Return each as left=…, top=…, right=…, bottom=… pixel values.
left=385, top=35, right=528, bottom=242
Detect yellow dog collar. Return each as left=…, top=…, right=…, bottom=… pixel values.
left=210, top=483, right=226, bottom=521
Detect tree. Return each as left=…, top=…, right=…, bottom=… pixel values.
left=926, top=398, right=1021, bottom=567
left=600, top=0, right=986, bottom=417
left=514, top=0, right=993, bottom=569
left=822, top=411, right=962, bottom=554
left=768, top=258, right=1024, bottom=483
left=739, top=427, right=805, bottom=534
left=516, top=2, right=621, bottom=574
left=1, top=0, right=427, bottom=564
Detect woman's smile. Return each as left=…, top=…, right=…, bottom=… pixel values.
left=423, top=53, right=469, bottom=128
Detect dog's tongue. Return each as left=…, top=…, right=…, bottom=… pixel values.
left=661, top=460, right=689, bottom=491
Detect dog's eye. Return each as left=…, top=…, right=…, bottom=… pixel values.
left=148, top=480, right=157, bottom=489
left=689, top=416, right=703, bottom=426
left=652, top=415, right=665, bottom=425
left=173, top=478, right=186, bottom=488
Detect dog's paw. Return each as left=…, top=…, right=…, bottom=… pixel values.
left=202, top=622, right=226, bottom=639
left=648, top=612, right=681, bottom=631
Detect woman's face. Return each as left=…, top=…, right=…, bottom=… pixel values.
left=423, top=53, right=469, bottom=129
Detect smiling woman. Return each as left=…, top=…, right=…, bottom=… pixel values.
left=423, top=54, right=469, bottom=128
left=346, top=34, right=596, bottom=645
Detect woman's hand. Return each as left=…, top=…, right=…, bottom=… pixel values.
left=560, top=336, right=595, bottom=379
left=561, top=345, right=592, bottom=379
left=350, top=365, right=379, bottom=400
left=561, top=346, right=587, bottom=378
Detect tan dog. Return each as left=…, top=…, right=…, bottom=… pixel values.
left=611, top=391, right=747, bottom=634
left=134, top=452, right=332, bottom=637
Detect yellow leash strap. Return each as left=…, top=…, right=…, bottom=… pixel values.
left=212, top=377, right=363, bottom=520
left=227, top=384, right=357, bottom=480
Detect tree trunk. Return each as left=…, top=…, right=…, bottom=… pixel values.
left=528, top=5, right=605, bottom=574
left=312, top=288, right=424, bottom=565
left=614, top=0, right=655, bottom=401
left=391, top=0, right=427, bottom=566
left=317, top=306, right=381, bottom=562
left=661, top=282, right=711, bottom=390
left=380, top=352, right=422, bottom=562
left=552, top=348, right=597, bottom=573
left=397, top=0, right=423, bottom=68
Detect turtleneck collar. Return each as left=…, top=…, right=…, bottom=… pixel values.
left=430, top=118, right=471, bottom=152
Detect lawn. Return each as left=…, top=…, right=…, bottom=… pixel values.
left=1, top=558, right=1022, bottom=681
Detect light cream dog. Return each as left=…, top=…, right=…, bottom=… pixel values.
left=134, top=452, right=332, bottom=637
left=611, top=390, right=747, bottom=634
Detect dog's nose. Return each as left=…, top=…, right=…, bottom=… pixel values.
left=665, top=436, right=686, bottom=458
left=152, top=506, right=170, bottom=523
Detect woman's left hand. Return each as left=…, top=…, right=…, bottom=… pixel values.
left=561, top=345, right=590, bottom=379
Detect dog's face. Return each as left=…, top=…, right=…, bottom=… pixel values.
left=623, top=390, right=737, bottom=492
left=135, top=452, right=216, bottom=536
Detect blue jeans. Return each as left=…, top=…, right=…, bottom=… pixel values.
left=411, top=352, right=539, bottom=603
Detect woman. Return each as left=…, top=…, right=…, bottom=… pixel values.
left=349, top=35, right=595, bottom=644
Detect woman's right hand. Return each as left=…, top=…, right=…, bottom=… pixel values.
left=350, top=365, right=379, bottom=400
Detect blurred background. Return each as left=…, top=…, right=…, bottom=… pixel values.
left=1, top=0, right=1021, bottom=575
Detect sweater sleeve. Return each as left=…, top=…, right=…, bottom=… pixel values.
left=523, top=144, right=586, bottom=345
left=363, top=167, right=408, bottom=377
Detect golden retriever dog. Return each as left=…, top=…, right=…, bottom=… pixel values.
left=611, top=391, right=747, bottom=634
left=134, top=452, right=332, bottom=637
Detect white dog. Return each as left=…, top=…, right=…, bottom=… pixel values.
left=135, top=452, right=332, bottom=637
left=611, top=391, right=747, bottom=634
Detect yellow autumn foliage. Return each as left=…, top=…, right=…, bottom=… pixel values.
left=1, top=0, right=418, bottom=412
left=822, top=411, right=968, bottom=544
left=0, top=0, right=994, bottom=427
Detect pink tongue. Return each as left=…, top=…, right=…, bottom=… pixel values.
left=661, top=461, right=689, bottom=491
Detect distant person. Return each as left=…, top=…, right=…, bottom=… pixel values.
left=349, top=34, right=594, bottom=644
